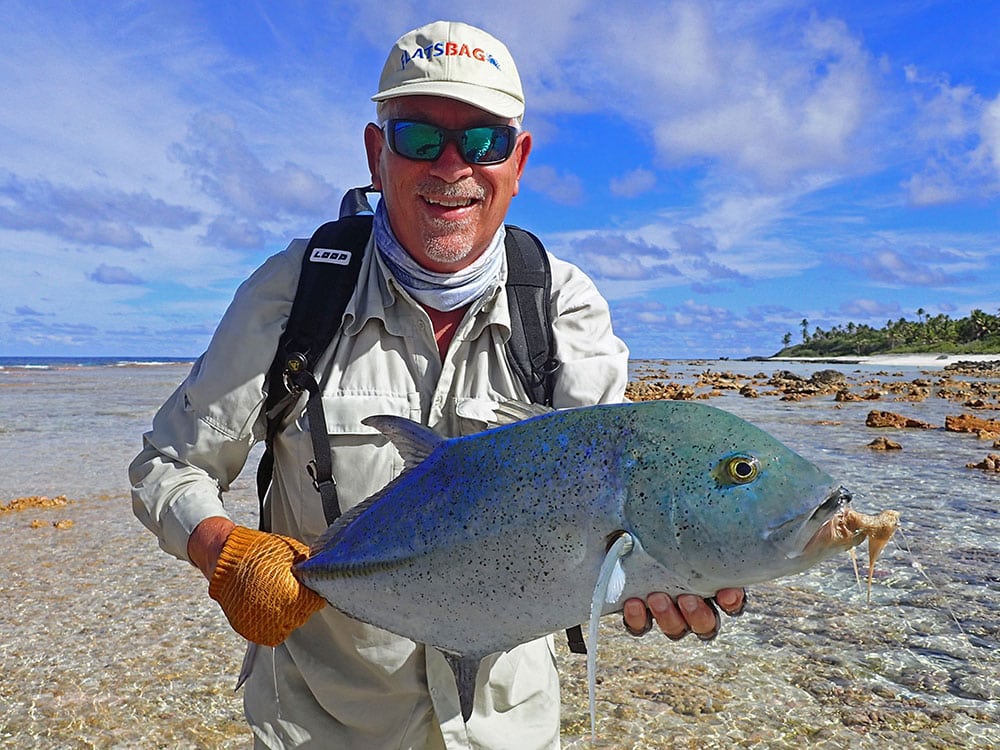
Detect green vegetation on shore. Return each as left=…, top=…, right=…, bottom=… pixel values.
left=775, top=308, right=1000, bottom=357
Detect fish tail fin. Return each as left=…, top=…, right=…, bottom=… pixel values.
left=235, top=641, right=258, bottom=691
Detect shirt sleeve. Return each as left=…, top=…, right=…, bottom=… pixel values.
left=546, top=255, right=630, bottom=408
left=129, top=243, right=303, bottom=561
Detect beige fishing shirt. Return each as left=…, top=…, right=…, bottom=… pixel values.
left=130, top=230, right=628, bottom=750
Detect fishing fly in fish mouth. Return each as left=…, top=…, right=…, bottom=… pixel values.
left=294, top=399, right=899, bottom=733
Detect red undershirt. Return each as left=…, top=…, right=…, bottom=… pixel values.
left=422, top=304, right=469, bottom=361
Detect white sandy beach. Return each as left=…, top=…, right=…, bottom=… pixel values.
left=769, top=352, right=1000, bottom=368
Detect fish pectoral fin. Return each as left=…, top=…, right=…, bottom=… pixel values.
left=587, top=531, right=635, bottom=739
left=361, top=415, right=443, bottom=469
left=607, top=558, right=627, bottom=604
left=443, top=653, right=481, bottom=723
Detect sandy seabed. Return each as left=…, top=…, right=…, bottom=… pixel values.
left=2, top=358, right=998, bottom=749
left=4, top=499, right=996, bottom=750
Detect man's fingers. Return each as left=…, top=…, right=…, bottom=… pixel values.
left=622, top=598, right=652, bottom=635
left=715, top=587, right=747, bottom=617
left=624, top=589, right=748, bottom=641
left=647, top=592, right=691, bottom=640
left=621, top=598, right=653, bottom=636
left=675, top=595, right=720, bottom=641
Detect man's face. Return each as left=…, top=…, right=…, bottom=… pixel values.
left=364, top=96, right=531, bottom=272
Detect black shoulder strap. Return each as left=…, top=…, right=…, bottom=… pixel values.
left=275, top=214, right=372, bottom=384
left=255, top=214, right=372, bottom=531
left=503, top=226, right=559, bottom=406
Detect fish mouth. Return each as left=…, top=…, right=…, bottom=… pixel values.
left=802, top=504, right=900, bottom=561
left=767, top=485, right=855, bottom=558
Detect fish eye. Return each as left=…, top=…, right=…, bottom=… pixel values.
left=723, top=455, right=760, bottom=484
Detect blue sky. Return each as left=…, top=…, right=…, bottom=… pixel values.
left=2, top=1, right=998, bottom=359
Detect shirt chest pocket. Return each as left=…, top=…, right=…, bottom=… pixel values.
left=317, top=393, right=422, bottom=515
left=453, top=396, right=503, bottom=436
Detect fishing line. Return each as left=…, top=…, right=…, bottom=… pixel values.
left=892, top=526, right=969, bottom=641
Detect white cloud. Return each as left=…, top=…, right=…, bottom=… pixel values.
left=980, top=95, right=1000, bottom=175
left=513, top=3, right=878, bottom=187
left=837, top=298, right=903, bottom=321
left=523, top=165, right=585, bottom=205
left=901, top=66, right=1000, bottom=204
left=89, top=264, right=145, bottom=285
left=610, top=168, right=656, bottom=198
left=170, top=112, right=341, bottom=227
left=567, top=233, right=682, bottom=281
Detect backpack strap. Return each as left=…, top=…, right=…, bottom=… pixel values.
left=503, top=226, right=560, bottom=406
left=255, top=214, right=372, bottom=531
left=504, top=226, right=584, bottom=652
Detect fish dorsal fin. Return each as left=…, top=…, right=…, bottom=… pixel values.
left=305, top=417, right=444, bottom=558
left=361, top=415, right=443, bottom=469
left=587, top=531, right=634, bottom=739
left=491, top=399, right=553, bottom=426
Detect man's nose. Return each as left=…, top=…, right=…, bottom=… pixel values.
left=429, top=141, right=475, bottom=182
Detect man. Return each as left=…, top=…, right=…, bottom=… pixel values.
left=131, top=20, right=744, bottom=750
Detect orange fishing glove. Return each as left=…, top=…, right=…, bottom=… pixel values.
left=208, top=526, right=326, bottom=647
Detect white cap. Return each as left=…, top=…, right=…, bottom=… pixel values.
left=372, top=21, right=525, bottom=119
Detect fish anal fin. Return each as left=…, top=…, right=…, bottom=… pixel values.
left=443, top=653, right=481, bottom=722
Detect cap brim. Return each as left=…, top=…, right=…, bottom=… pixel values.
left=372, top=80, right=524, bottom=119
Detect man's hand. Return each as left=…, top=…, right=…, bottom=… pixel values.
left=189, top=520, right=326, bottom=647
left=622, top=588, right=746, bottom=642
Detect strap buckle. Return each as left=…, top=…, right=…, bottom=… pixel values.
left=282, top=352, right=309, bottom=394
left=306, top=460, right=336, bottom=493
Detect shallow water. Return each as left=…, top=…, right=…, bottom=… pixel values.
left=1, top=360, right=997, bottom=748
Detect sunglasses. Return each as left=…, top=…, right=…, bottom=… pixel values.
left=381, top=119, right=520, bottom=165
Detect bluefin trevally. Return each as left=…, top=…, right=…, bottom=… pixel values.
left=294, top=400, right=895, bottom=730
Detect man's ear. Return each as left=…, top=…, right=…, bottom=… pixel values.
left=511, top=131, right=532, bottom=196
left=364, top=123, right=384, bottom=190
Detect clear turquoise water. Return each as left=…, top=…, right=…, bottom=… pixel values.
left=1, top=359, right=997, bottom=748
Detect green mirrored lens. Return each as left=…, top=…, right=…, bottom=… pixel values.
left=462, top=127, right=510, bottom=164
left=393, top=122, right=445, bottom=160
